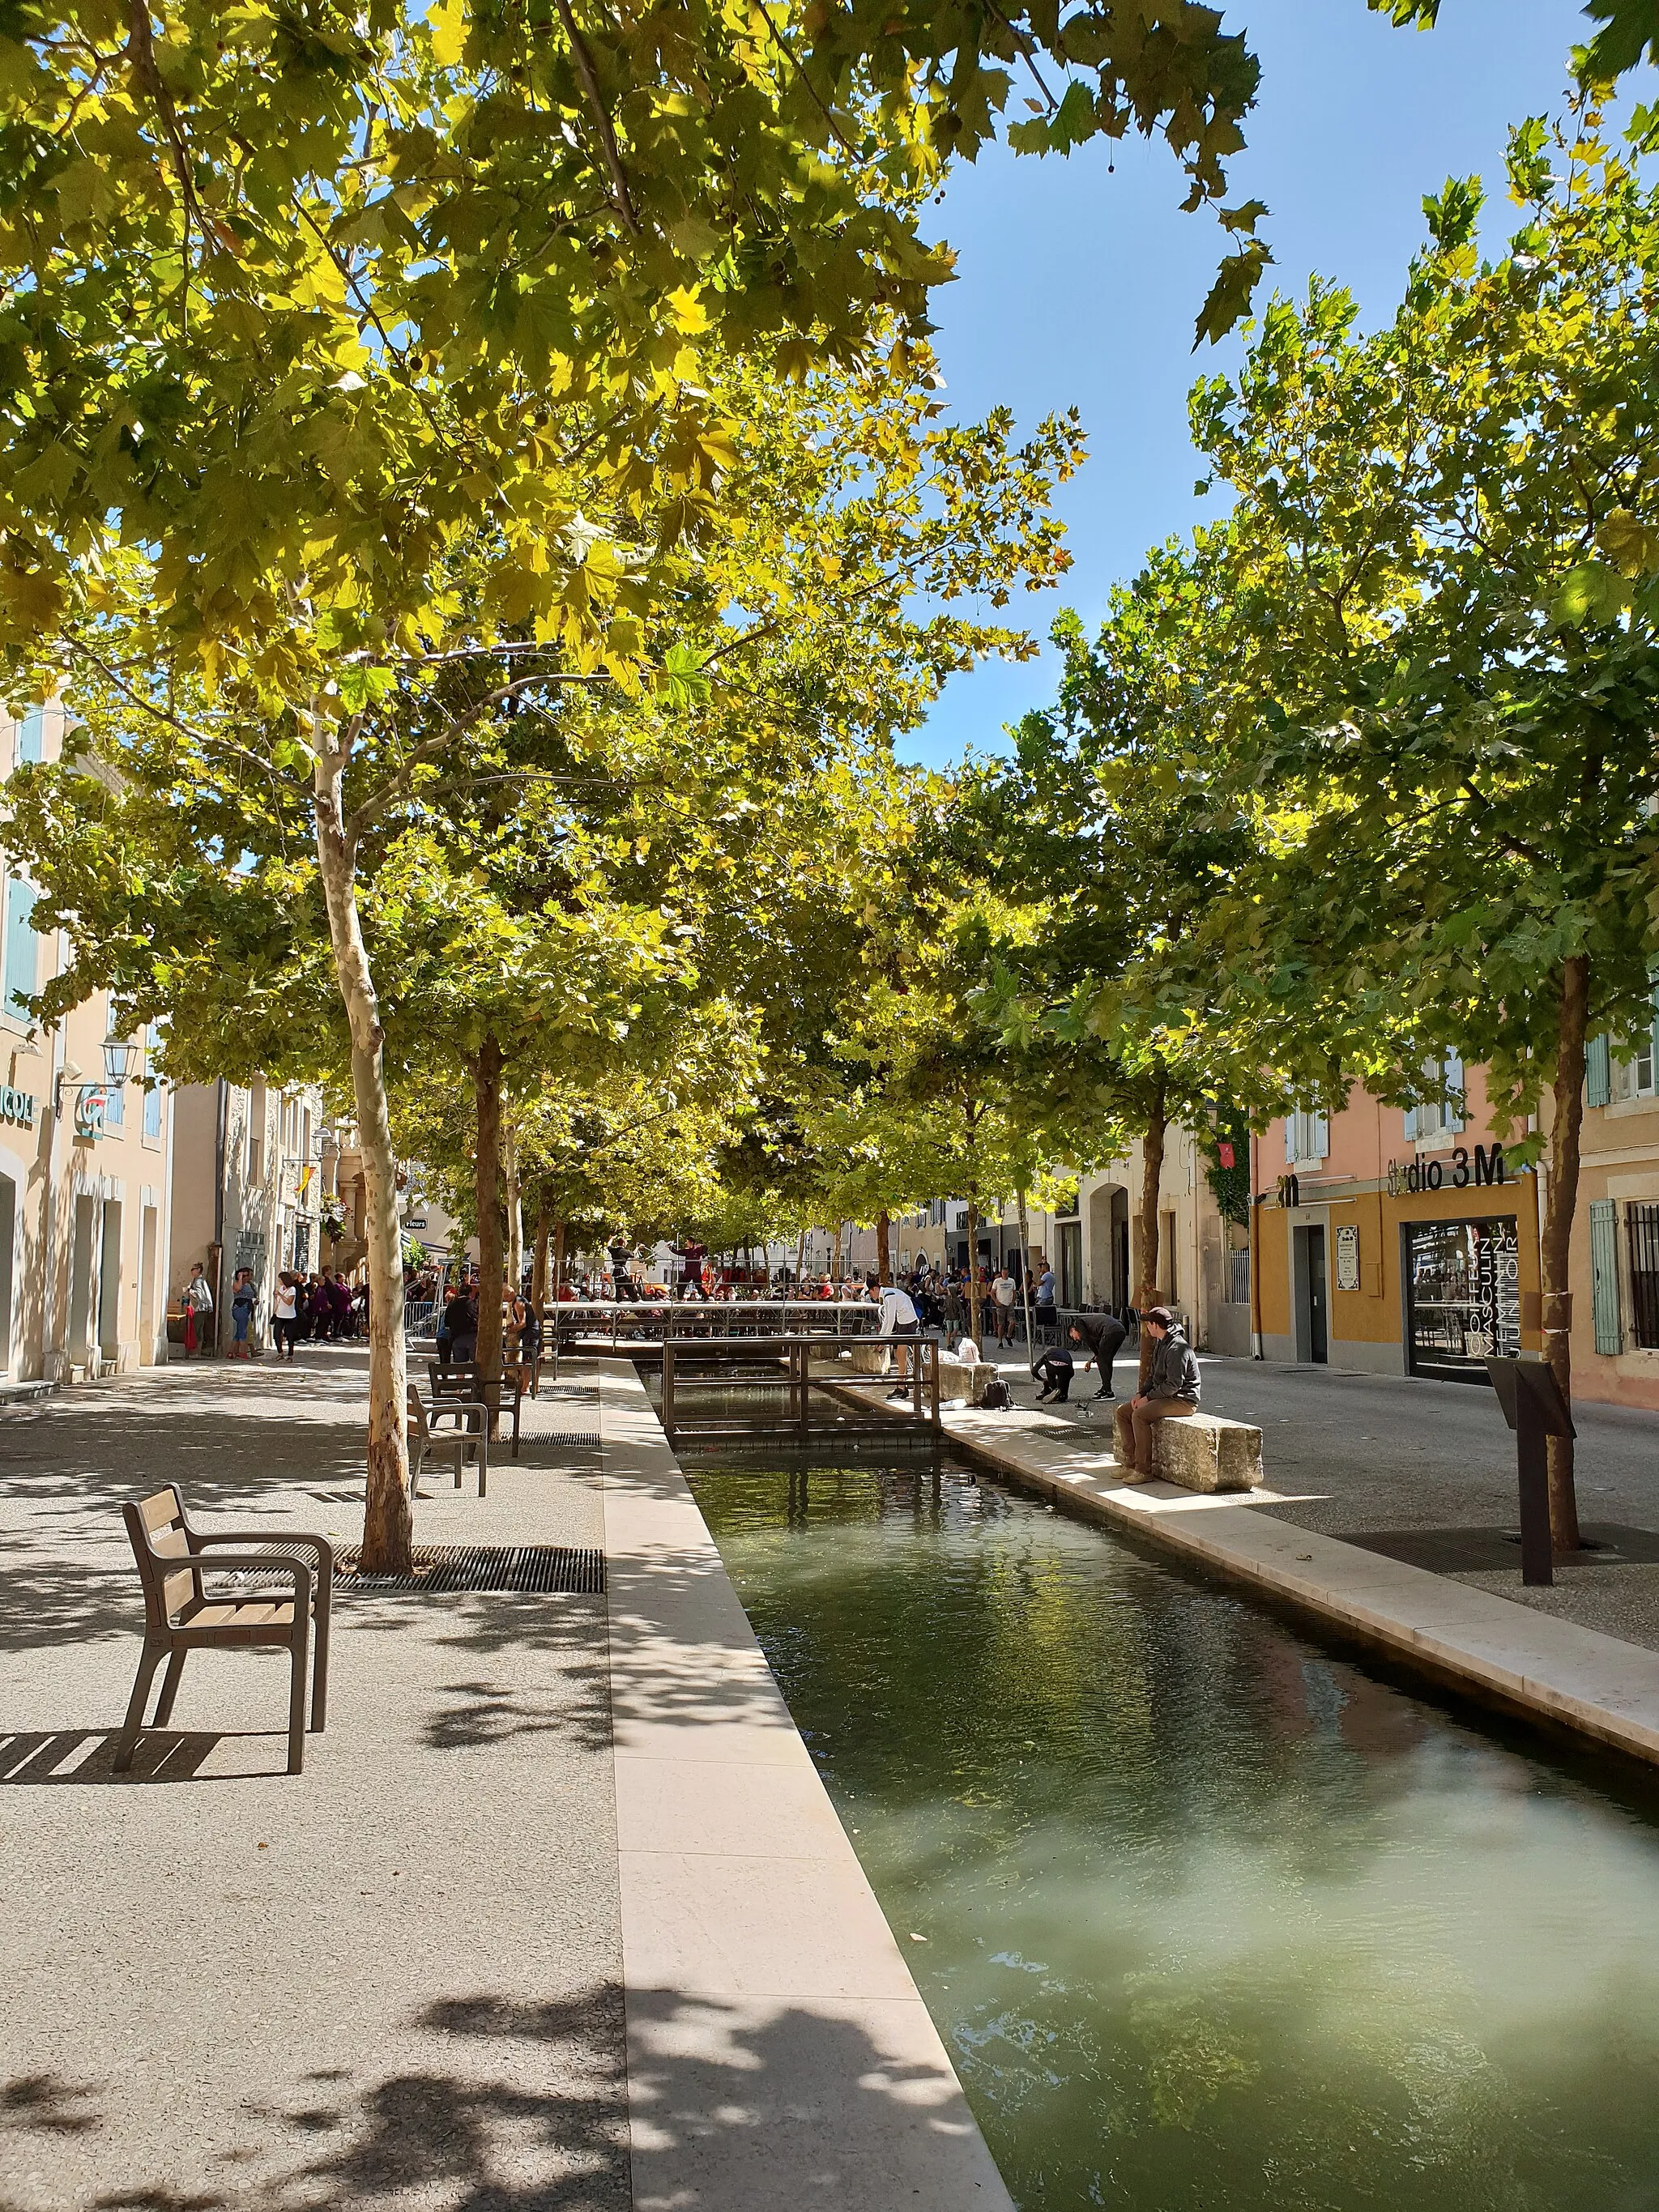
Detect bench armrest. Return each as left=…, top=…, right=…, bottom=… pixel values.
left=190, top=1531, right=334, bottom=1572
left=427, top=1403, right=487, bottom=1430
left=179, top=1553, right=313, bottom=1609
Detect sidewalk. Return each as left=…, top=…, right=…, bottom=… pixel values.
left=0, top=1349, right=629, bottom=2211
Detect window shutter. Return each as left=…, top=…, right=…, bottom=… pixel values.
left=2, top=878, right=36, bottom=1021
left=1590, top=1199, right=1623, bottom=1354
left=1444, top=1051, right=1465, bottom=1133
left=1586, top=1034, right=1611, bottom=1109
left=1403, top=1102, right=1418, bottom=1143
left=1312, top=1110, right=1329, bottom=1160
left=1284, top=1116, right=1295, bottom=1164
left=1650, top=981, right=1659, bottom=1082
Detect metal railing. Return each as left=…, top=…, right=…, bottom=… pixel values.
left=1628, top=1204, right=1659, bottom=1349
left=550, top=1298, right=885, bottom=1350
left=403, top=1300, right=441, bottom=1340
left=659, top=1332, right=941, bottom=1443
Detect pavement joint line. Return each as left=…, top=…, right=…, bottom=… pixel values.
left=940, top=1404, right=1659, bottom=1769
left=597, top=1362, right=1017, bottom=2211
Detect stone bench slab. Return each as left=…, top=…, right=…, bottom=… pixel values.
left=1150, top=1412, right=1264, bottom=1493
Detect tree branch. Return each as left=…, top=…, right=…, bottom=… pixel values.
left=551, top=0, right=644, bottom=235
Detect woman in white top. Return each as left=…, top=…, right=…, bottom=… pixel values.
left=272, top=1272, right=300, bottom=1362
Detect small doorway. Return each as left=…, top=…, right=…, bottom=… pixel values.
left=67, top=1195, right=96, bottom=1370
left=98, top=1199, right=123, bottom=1364
left=1294, top=1224, right=1328, bottom=1364
left=139, top=1205, right=159, bottom=1365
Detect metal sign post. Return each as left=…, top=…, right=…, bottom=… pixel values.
left=1485, top=1357, right=1576, bottom=1588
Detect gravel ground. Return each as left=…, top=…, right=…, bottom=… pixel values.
left=0, top=1349, right=629, bottom=2212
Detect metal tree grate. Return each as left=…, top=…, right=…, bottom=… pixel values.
left=524, top=1430, right=601, bottom=1451
left=336, top=1544, right=606, bottom=1593
left=214, top=1545, right=605, bottom=1596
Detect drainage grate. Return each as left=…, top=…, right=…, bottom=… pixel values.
left=526, top=1430, right=601, bottom=1451
left=214, top=1545, right=604, bottom=1596
left=335, top=1544, right=605, bottom=1593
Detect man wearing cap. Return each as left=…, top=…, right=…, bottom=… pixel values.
left=1113, top=1306, right=1200, bottom=1477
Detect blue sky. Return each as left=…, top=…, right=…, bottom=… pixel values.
left=905, top=0, right=1634, bottom=768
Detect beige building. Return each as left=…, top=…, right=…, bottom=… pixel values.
left=0, top=702, right=176, bottom=1384
left=168, top=1079, right=326, bottom=1353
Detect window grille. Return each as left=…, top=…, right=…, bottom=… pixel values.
left=1226, top=1248, right=1251, bottom=1306
left=1627, top=1204, right=1659, bottom=1350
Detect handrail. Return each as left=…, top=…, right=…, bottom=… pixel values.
left=659, top=1331, right=941, bottom=1439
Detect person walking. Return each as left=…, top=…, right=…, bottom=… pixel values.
left=876, top=1273, right=921, bottom=1399
left=1034, top=1259, right=1056, bottom=1342
left=514, top=1290, right=543, bottom=1396
left=272, top=1272, right=300, bottom=1361
left=1068, top=1311, right=1128, bottom=1400
left=181, top=1263, right=215, bottom=1356
left=440, top=1279, right=472, bottom=1368
left=228, top=1268, right=258, bottom=1360
left=451, top=1280, right=480, bottom=1366
left=330, top=1270, right=353, bottom=1340
left=990, top=1264, right=1017, bottom=1346
left=1113, top=1306, right=1201, bottom=1477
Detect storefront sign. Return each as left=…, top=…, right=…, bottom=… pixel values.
left=1406, top=1217, right=1520, bottom=1380
left=72, top=1086, right=104, bottom=1138
left=1335, top=1223, right=1360, bottom=1292
left=1, top=1087, right=36, bottom=1130
left=1388, top=1144, right=1511, bottom=1198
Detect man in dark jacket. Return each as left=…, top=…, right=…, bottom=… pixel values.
left=1112, top=1306, right=1200, bottom=1477
left=1068, top=1312, right=1128, bottom=1400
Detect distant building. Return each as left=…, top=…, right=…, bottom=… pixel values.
left=168, top=1079, right=326, bottom=1353
left=0, top=701, right=175, bottom=1383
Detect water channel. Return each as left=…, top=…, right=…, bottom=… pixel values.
left=680, top=1444, right=1659, bottom=2211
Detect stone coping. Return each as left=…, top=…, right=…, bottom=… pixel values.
left=597, top=1366, right=1013, bottom=2211
left=943, top=1404, right=1659, bottom=1771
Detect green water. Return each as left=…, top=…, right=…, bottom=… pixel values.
left=684, top=1451, right=1659, bottom=2212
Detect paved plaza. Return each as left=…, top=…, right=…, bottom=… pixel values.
left=0, top=1350, right=630, bottom=2212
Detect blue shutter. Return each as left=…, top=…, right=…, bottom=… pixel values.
left=1590, top=1199, right=1622, bottom=1354
left=1586, top=1034, right=1611, bottom=1108
left=3, top=879, right=36, bottom=1020
left=16, top=709, right=43, bottom=764
left=1312, top=1110, right=1329, bottom=1160
left=1444, top=1051, right=1465, bottom=1133
left=143, top=1030, right=162, bottom=1140
left=1284, top=1115, right=1296, bottom=1163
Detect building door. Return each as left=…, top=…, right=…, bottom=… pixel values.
left=97, top=1200, right=123, bottom=1362
left=1294, top=1224, right=1328, bottom=1364
left=67, top=1195, right=96, bottom=1367
left=139, top=1205, right=159, bottom=1365
left=1057, top=1220, right=1082, bottom=1308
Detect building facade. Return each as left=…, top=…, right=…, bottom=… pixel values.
left=168, top=1079, right=326, bottom=1352
left=0, top=701, right=176, bottom=1383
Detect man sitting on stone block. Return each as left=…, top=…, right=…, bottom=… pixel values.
left=1114, top=1306, right=1200, bottom=1477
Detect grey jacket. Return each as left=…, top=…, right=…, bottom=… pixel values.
left=1146, top=1328, right=1201, bottom=1402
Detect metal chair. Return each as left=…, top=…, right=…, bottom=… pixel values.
left=407, top=1383, right=489, bottom=1497
left=117, top=1487, right=332, bottom=1776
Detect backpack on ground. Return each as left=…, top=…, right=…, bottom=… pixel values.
left=979, top=1378, right=1013, bottom=1411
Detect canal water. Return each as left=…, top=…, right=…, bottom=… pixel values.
left=681, top=1447, right=1659, bottom=2212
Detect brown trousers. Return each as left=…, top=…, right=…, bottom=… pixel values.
left=1113, top=1395, right=1198, bottom=1475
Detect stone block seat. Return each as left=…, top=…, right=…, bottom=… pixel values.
left=1149, top=1412, right=1264, bottom=1493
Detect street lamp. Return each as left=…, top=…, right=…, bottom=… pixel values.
left=101, top=1034, right=139, bottom=1087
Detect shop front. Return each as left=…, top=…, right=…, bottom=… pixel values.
left=1402, top=1213, right=1522, bottom=1383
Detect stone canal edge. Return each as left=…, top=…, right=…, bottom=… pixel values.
left=595, top=1363, right=1014, bottom=2212
left=941, top=1402, right=1659, bottom=1771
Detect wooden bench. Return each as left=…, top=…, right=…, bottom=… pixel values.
left=1149, top=1412, right=1265, bottom=1494
left=117, top=1486, right=332, bottom=1776
left=407, top=1383, right=489, bottom=1498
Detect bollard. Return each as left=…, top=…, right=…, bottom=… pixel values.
left=1485, top=1357, right=1576, bottom=1587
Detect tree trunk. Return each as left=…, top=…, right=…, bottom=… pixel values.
left=504, top=1117, right=522, bottom=1299
left=795, top=1226, right=806, bottom=1291
left=472, top=1034, right=505, bottom=1413
left=966, top=1198, right=984, bottom=1349
left=313, top=744, right=410, bottom=1575
left=1137, top=1080, right=1168, bottom=1387
left=1017, top=1190, right=1035, bottom=1357
left=1543, top=954, right=1589, bottom=1553
left=876, top=1209, right=892, bottom=1287
left=532, top=1204, right=551, bottom=1307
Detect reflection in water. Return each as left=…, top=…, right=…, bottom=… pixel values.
left=685, top=1453, right=1659, bottom=2211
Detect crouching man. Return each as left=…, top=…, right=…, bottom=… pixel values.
left=1113, top=1306, right=1199, bottom=1478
